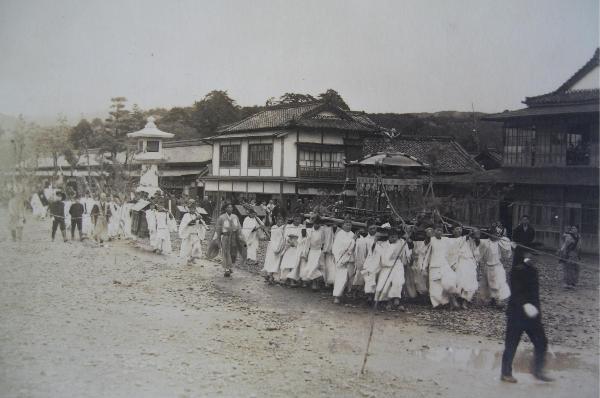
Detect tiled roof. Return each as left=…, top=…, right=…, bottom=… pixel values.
left=363, top=135, right=482, bottom=174
left=436, top=167, right=599, bottom=187
left=482, top=103, right=598, bottom=121
left=525, top=48, right=599, bottom=107
left=524, top=89, right=599, bottom=107
left=216, top=102, right=379, bottom=134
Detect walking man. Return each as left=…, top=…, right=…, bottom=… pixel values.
left=69, top=195, right=85, bottom=241
left=501, top=250, right=553, bottom=383
left=49, top=192, right=68, bottom=242
left=215, top=203, right=244, bottom=277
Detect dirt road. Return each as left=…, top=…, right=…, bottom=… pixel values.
left=0, top=211, right=598, bottom=398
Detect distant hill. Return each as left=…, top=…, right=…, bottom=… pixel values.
left=366, top=111, right=503, bottom=153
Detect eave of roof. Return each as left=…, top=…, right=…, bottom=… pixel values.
left=436, top=167, right=599, bottom=186
left=204, top=131, right=289, bottom=140
left=482, top=103, right=598, bottom=121
left=524, top=48, right=599, bottom=106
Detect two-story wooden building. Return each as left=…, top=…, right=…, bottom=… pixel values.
left=202, top=102, right=380, bottom=212
left=460, top=48, right=599, bottom=252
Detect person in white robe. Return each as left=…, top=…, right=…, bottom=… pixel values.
left=261, top=215, right=286, bottom=283
left=408, top=240, right=430, bottom=298
left=425, top=226, right=458, bottom=309
left=154, top=206, right=173, bottom=254
left=353, top=224, right=377, bottom=292
left=119, top=200, right=134, bottom=239
left=319, top=222, right=336, bottom=287
left=30, top=192, right=46, bottom=219
left=107, top=196, right=121, bottom=240
left=447, top=226, right=479, bottom=308
left=362, top=232, right=387, bottom=300
left=478, top=231, right=512, bottom=307
left=179, top=201, right=207, bottom=265
left=376, top=229, right=412, bottom=308
left=63, top=196, right=72, bottom=229
left=298, top=217, right=325, bottom=289
left=279, top=214, right=305, bottom=286
left=242, top=209, right=260, bottom=264
left=145, top=204, right=158, bottom=250
left=332, top=220, right=356, bottom=304
left=81, top=193, right=96, bottom=238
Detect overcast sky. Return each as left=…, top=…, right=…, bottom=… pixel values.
left=0, top=0, right=598, bottom=123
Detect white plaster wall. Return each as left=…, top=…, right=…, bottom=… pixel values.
left=570, top=65, right=599, bottom=90
left=283, top=183, right=296, bottom=194
left=322, top=133, right=345, bottom=144
left=272, top=139, right=282, bottom=177
left=264, top=182, right=280, bottom=194
left=240, top=141, right=249, bottom=176
left=247, top=182, right=263, bottom=193
left=233, top=181, right=246, bottom=192
left=212, top=142, right=220, bottom=174
left=247, top=168, right=273, bottom=177
left=205, top=181, right=219, bottom=191
left=219, top=181, right=233, bottom=192
left=283, top=134, right=297, bottom=177
left=298, top=131, right=322, bottom=143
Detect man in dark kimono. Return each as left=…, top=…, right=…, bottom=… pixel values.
left=512, top=215, right=535, bottom=264
left=501, top=250, right=553, bottom=383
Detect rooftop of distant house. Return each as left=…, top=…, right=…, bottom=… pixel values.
left=212, top=101, right=380, bottom=137
left=362, top=135, right=482, bottom=174
left=484, top=48, right=599, bottom=121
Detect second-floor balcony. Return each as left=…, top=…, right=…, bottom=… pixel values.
left=299, top=166, right=346, bottom=179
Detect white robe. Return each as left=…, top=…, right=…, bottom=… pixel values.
left=425, top=237, right=457, bottom=308
left=81, top=198, right=97, bottom=236
left=298, top=227, right=324, bottom=281
left=107, top=202, right=120, bottom=238
left=478, top=238, right=511, bottom=301
left=119, top=202, right=134, bottom=239
left=353, top=234, right=374, bottom=287
left=332, top=230, right=355, bottom=297
left=179, top=212, right=206, bottom=261
left=262, top=224, right=286, bottom=275
left=280, top=224, right=304, bottom=281
left=319, top=225, right=336, bottom=286
left=63, top=200, right=72, bottom=227
left=447, top=236, right=479, bottom=301
left=362, top=240, right=387, bottom=294
left=31, top=194, right=46, bottom=219
left=154, top=211, right=172, bottom=254
left=376, top=239, right=411, bottom=301
left=408, top=241, right=430, bottom=297
left=242, top=216, right=260, bottom=262
left=145, top=209, right=157, bottom=249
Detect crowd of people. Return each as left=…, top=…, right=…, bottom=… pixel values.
left=6, top=183, right=583, bottom=384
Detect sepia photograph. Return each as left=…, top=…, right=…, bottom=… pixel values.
left=0, top=1, right=598, bottom=397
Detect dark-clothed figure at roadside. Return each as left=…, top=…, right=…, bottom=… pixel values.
left=501, top=251, right=553, bottom=383
left=49, top=192, right=67, bottom=242
left=512, top=215, right=535, bottom=264
left=69, top=196, right=85, bottom=240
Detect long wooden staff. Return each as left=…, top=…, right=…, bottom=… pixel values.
left=360, top=239, right=408, bottom=375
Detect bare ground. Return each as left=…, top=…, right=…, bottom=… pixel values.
left=0, top=210, right=598, bottom=398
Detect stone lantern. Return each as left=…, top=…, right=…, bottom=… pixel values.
left=127, top=116, right=174, bottom=197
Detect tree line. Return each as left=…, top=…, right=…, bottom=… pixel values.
left=0, top=88, right=501, bottom=177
